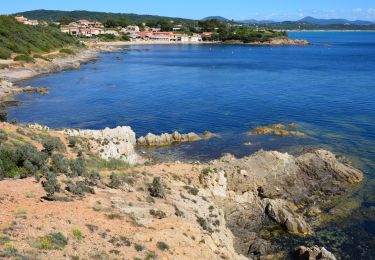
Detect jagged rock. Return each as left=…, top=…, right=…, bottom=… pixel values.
left=250, top=38, right=310, bottom=46
left=204, top=149, right=363, bottom=256
left=247, top=238, right=272, bottom=258
left=27, top=123, right=50, bottom=131
left=63, top=126, right=141, bottom=165
left=202, top=131, right=220, bottom=139
left=250, top=123, right=305, bottom=137
left=265, top=199, right=311, bottom=235
left=137, top=131, right=202, bottom=146
left=293, top=246, right=337, bottom=260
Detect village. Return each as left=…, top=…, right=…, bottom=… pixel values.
left=14, top=15, right=210, bottom=42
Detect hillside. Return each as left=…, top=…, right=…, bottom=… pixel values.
left=201, top=16, right=229, bottom=22
left=16, top=9, right=195, bottom=24
left=0, top=15, right=76, bottom=60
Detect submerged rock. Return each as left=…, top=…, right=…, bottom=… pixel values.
left=250, top=123, right=305, bottom=137
left=137, top=130, right=219, bottom=147
left=63, top=126, right=141, bottom=165
left=292, top=246, right=337, bottom=260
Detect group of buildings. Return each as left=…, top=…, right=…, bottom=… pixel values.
left=15, top=16, right=210, bottom=43
left=15, top=15, right=45, bottom=26
left=60, top=19, right=204, bottom=42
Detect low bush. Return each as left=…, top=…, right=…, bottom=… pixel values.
left=0, top=47, right=11, bottom=59
left=13, top=54, right=34, bottom=63
left=108, top=172, right=121, bottom=189
left=156, top=241, right=169, bottom=251
left=69, top=158, right=86, bottom=177
left=59, top=48, right=75, bottom=55
left=51, top=154, right=69, bottom=173
left=42, top=136, right=64, bottom=155
left=149, top=209, right=167, bottom=219
left=0, top=110, right=8, bottom=122
left=31, top=232, right=68, bottom=250
left=72, top=228, right=83, bottom=241
left=149, top=177, right=165, bottom=198
left=33, top=54, right=51, bottom=61
left=66, top=180, right=94, bottom=196
left=42, top=172, right=60, bottom=197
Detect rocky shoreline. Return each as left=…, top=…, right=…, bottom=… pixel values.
left=0, top=122, right=364, bottom=259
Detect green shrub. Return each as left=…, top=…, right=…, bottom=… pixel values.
left=42, top=172, right=60, bottom=197
left=156, top=241, right=169, bottom=251
left=0, top=47, right=11, bottom=59
left=134, top=244, right=144, bottom=252
left=69, top=158, right=86, bottom=177
left=13, top=54, right=34, bottom=63
left=33, top=54, right=51, bottom=61
left=66, top=180, right=94, bottom=196
left=51, top=154, right=68, bottom=173
left=42, top=136, right=64, bottom=155
left=72, top=228, right=83, bottom=241
left=183, top=186, right=199, bottom=196
left=68, top=136, right=78, bottom=148
left=149, top=177, right=165, bottom=198
left=108, top=172, right=121, bottom=189
left=0, top=110, right=8, bottom=122
left=32, top=232, right=68, bottom=250
left=149, top=209, right=167, bottom=219
left=59, top=48, right=75, bottom=55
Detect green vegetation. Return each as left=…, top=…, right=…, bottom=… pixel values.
left=31, top=232, right=68, bottom=250
left=72, top=228, right=83, bottom=241
left=149, top=177, right=165, bottom=198
left=183, top=185, right=199, bottom=196
left=16, top=10, right=194, bottom=25
left=13, top=54, right=35, bottom=63
left=134, top=243, right=144, bottom=252
left=0, top=15, right=76, bottom=60
left=59, top=48, right=75, bottom=55
left=156, top=241, right=169, bottom=251
left=149, top=209, right=167, bottom=219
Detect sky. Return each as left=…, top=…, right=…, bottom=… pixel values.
left=1, top=0, right=375, bottom=21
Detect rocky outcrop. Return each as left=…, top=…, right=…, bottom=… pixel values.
left=0, top=79, right=48, bottom=101
left=202, top=149, right=363, bottom=257
left=293, top=246, right=337, bottom=260
left=250, top=38, right=310, bottom=46
left=250, top=123, right=305, bottom=137
left=63, top=126, right=141, bottom=165
left=265, top=199, right=311, bottom=235
left=137, top=131, right=219, bottom=147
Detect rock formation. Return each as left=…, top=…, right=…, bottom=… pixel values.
left=250, top=38, right=310, bottom=46
left=293, top=246, right=337, bottom=260
left=63, top=126, right=141, bottom=165
left=250, top=123, right=305, bottom=137
left=202, top=149, right=363, bottom=257
left=137, top=131, right=219, bottom=147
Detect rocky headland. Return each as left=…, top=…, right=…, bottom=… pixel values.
left=0, top=123, right=363, bottom=259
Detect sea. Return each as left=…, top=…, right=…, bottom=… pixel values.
left=8, top=32, right=375, bottom=258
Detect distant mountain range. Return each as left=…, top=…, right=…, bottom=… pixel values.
left=298, top=16, right=374, bottom=25
left=203, top=15, right=374, bottom=26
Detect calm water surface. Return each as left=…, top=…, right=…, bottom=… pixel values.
left=9, top=32, right=375, bottom=258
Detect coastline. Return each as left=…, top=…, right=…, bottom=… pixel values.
left=0, top=37, right=309, bottom=102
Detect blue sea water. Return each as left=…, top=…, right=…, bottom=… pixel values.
left=8, top=32, right=375, bottom=258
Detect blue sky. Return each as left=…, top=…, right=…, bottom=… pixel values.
left=1, top=0, right=375, bottom=21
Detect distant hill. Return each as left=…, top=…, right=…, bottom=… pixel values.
left=15, top=9, right=195, bottom=24
left=299, top=16, right=374, bottom=25
left=202, top=16, right=229, bottom=22
left=238, top=19, right=276, bottom=24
